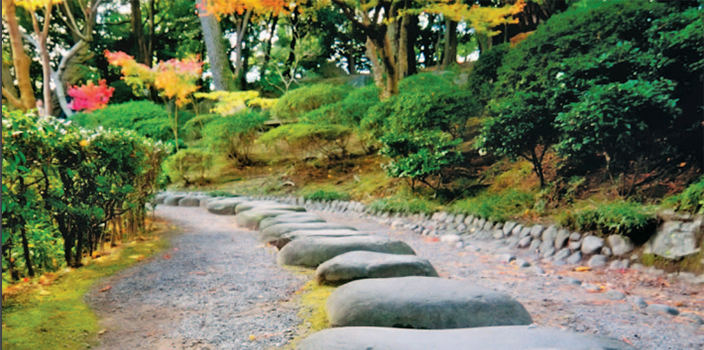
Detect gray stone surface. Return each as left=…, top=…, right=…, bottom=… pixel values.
left=601, top=246, right=612, bottom=257
left=528, top=239, right=541, bottom=251
left=259, top=214, right=324, bottom=230
left=554, top=248, right=571, bottom=261
left=519, top=226, right=532, bottom=238
left=234, top=202, right=305, bottom=214
left=277, top=236, right=415, bottom=268
left=530, top=225, right=545, bottom=238
left=539, top=241, right=556, bottom=258
left=326, top=276, right=532, bottom=329
left=542, top=225, right=559, bottom=242
left=298, top=326, right=637, bottom=350
left=607, top=235, right=635, bottom=256
left=555, top=229, right=570, bottom=250
left=605, top=289, right=626, bottom=300
left=581, top=236, right=605, bottom=255
left=503, top=221, right=517, bottom=235
left=646, top=220, right=702, bottom=259
left=178, top=196, right=207, bottom=207
left=164, top=194, right=187, bottom=206
left=234, top=209, right=301, bottom=230
left=206, top=198, right=250, bottom=215
left=569, top=232, right=582, bottom=241
left=647, top=304, right=679, bottom=316
left=315, top=251, right=438, bottom=284
left=199, top=196, right=224, bottom=208
left=276, top=230, right=372, bottom=249
left=260, top=222, right=357, bottom=243
left=588, top=254, right=608, bottom=268
left=518, top=236, right=532, bottom=248
left=154, top=193, right=169, bottom=204
left=567, top=251, right=583, bottom=264
left=569, top=239, right=582, bottom=251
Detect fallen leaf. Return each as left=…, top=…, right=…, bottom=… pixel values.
left=195, top=271, right=207, bottom=276
left=100, top=286, right=112, bottom=292
left=575, top=266, right=591, bottom=272
left=98, top=329, right=107, bottom=336
left=163, top=254, right=171, bottom=259
left=249, top=335, right=257, bottom=341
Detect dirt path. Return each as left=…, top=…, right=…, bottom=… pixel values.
left=88, top=205, right=703, bottom=350
left=87, top=206, right=307, bottom=350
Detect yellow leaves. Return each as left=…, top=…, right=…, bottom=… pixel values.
left=199, top=0, right=289, bottom=19
left=575, top=266, right=591, bottom=272
left=421, top=0, right=527, bottom=39
left=79, top=139, right=89, bottom=147
left=15, top=0, right=62, bottom=11
left=195, top=90, right=262, bottom=115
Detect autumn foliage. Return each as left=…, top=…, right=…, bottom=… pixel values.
left=67, top=80, right=115, bottom=112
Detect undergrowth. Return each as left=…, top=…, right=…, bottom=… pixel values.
left=558, top=201, right=659, bottom=244
left=449, top=189, right=535, bottom=222
left=1, top=225, right=170, bottom=350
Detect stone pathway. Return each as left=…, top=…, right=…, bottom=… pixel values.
left=93, top=192, right=703, bottom=349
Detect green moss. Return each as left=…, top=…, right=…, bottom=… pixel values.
left=369, top=191, right=442, bottom=215
left=450, top=189, right=535, bottom=222
left=284, top=280, right=335, bottom=349
left=2, top=235, right=169, bottom=350
left=302, top=188, right=351, bottom=202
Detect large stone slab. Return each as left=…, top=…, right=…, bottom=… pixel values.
left=235, top=209, right=303, bottom=229
left=646, top=220, right=702, bottom=259
left=261, top=222, right=357, bottom=243
left=199, top=196, right=226, bottom=208
left=234, top=201, right=305, bottom=214
left=206, top=197, right=250, bottom=215
left=277, top=236, right=415, bottom=268
left=326, top=276, right=532, bottom=329
left=275, top=230, right=370, bottom=249
left=154, top=193, right=170, bottom=204
left=178, top=195, right=208, bottom=207
left=315, top=251, right=438, bottom=285
left=298, top=326, right=637, bottom=350
left=164, top=194, right=187, bottom=206
left=259, top=214, right=325, bottom=230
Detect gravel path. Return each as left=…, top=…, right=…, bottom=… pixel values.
left=87, top=206, right=307, bottom=350
left=88, top=205, right=704, bottom=350
left=316, top=211, right=704, bottom=350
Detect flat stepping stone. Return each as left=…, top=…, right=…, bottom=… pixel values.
left=199, top=196, right=226, bottom=208
left=206, top=197, right=250, bottom=215
left=298, top=326, right=637, bottom=350
left=178, top=196, right=208, bottom=207
left=234, top=201, right=304, bottom=214
left=277, top=236, right=415, bottom=268
left=315, top=251, right=438, bottom=285
left=275, top=230, right=371, bottom=249
left=326, top=276, right=532, bottom=329
left=154, top=193, right=170, bottom=204
left=259, top=214, right=325, bottom=230
left=164, top=194, right=187, bottom=206
left=261, top=223, right=357, bottom=243
left=235, top=209, right=307, bottom=229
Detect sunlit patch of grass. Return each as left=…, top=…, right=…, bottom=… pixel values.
left=1, top=226, right=170, bottom=350
left=285, top=280, right=336, bottom=348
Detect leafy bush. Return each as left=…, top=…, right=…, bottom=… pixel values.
left=202, top=110, right=267, bottom=165
left=558, top=202, right=659, bottom=244
left=207, top=190, right=238, bottom=197
left=380, top=131, right=462, bottom=191
left=368, top=193, right=441, bottom=215
left=467, top=44, right=510, bottom=104
left=303, top=189, right=350, bottom=202
left=163, top=148, right=214, bottom=185
left=259, top=123, right=352, bottom=160
left=71, top=101, right=172, bottom=142
left=272, top=84, right=349, bottom=121
left=450, top=189, right=535, bottom=222
left=3, top=106, right=166, bottom=277
left=302, top=85, right=380, bottom=127
left=664, top=178, right=704, bottom=214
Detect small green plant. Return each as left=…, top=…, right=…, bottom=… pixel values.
left=303, top=189, right=350, bottom=202
left=207, top=190, right=238, bottom=197
left=450, top=189, right=535, bottom=222
left=202, top=110, right=268, bottom=166
left=259, top=123, right=352, bottom=161
left=663, top=178, right=704, bottom=214
left=368, top=192, right=441, bottom=215
left=559, top=201, right=659, bottom=244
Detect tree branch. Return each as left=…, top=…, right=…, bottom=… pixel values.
left=2, top=86, right=24, bottom=109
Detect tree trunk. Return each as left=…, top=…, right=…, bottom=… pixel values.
left=405, top=15, right=418, bottom=76
left=130, top=0, right=149, bottom=65
left=366, top=39, right=384, bottom=90
left=38, top=33, right=53, bottom=116
left=376, top=34, right=398, bottom=98
left=197, top=0, right=236, bottom=91
left=233, top=9, right=253, bottom=90
left=443, top=19, right=457, bottom=68
left=5, top=0, right=37, bottom=111
left=262, top=15, right=279, bottom=76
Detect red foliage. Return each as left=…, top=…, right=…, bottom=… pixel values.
left=67, top=80, right=115, bottom=112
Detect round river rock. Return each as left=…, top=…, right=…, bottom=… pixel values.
left=277, top=236, right=415, bottom=268
left=315, top=251, right=438, bottom=285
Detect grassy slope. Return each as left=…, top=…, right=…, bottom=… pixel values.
left=1, top=226, right=170, bottom=350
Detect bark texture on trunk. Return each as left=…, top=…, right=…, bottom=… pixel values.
left=197, top=0, right=236, bottom=91
left=5, top=0, right=37, bottom=111
left=443, top=19, right=458, bottom=68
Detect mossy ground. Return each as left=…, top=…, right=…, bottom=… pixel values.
left=1, top=224, right=170, bottom=350
left=282, top=277, right=336, bottom=349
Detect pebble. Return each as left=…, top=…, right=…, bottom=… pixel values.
left=564, top=277, right=582, bottom=286
left=680, top=312, right=704, bottom=325
left=630, top=296, right=648, bottom=309
left=604, top=289, right=626, bottom=300
left=518, top=236, right=532, bottom=248
left=499, top=254, right=516, bottom=264
left=516, top=259, right=531, bottom=268
left=647, top=304, right=679, bottom=316
left=530, top=266, right=546, bottom=274
left=587, top=254, right=607, bottom=268
left=566, top=251, right=582, bottom=264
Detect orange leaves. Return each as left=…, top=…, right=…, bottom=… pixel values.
left=104, top=51, right=203, bottom=107
left=575, top=266, right=591, bottom=272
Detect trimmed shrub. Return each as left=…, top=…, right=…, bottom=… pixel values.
left=259, top=123, right=352, bottom=160
left=163, top=148, right=214, bottom=185
left=272, top=84, right=349, bottom=121
left=202, top=110, right=267, bottom=165
left=303, top=189, right=351, bottom=202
